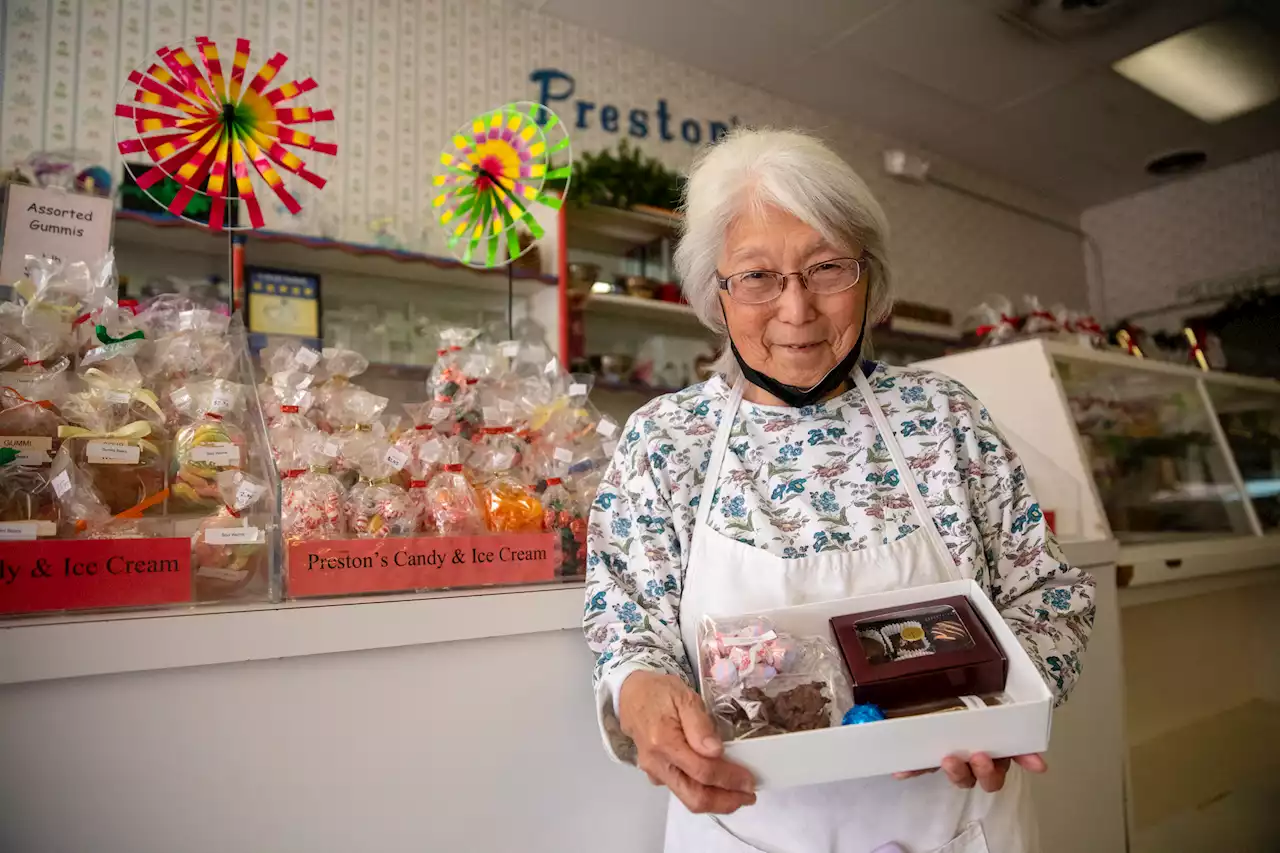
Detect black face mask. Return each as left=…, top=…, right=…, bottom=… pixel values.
left=729, top=309, right=867, bottom=408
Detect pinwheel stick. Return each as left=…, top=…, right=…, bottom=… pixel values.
left=477, top=164, right=519, bottom=339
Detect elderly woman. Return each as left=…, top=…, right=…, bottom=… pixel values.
left=583, top=129, right=1095, bottom=853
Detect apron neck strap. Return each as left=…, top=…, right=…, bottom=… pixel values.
left=695, top=378, right=746, bottom=530
left=851, top=369, right=959, bottom=580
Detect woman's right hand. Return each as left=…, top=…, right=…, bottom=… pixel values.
left=618, top=670, right=757, bottom=814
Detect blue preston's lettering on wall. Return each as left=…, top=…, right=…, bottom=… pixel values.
left=530, top=68, right=737, bottom=144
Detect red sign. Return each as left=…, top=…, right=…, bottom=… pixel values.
left=286, top=533, right=561, bottom=598
left=0, top=538, right=193, bottom=615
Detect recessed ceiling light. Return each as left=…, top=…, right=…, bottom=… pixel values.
left=1113, top=17, right=1280, bottom=123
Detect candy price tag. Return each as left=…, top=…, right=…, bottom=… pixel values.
left=553, top=447, right=574, bottom=463
left=0, top=521, right=39, bottom=541
left=170, top=388, right=192, bottom=408
left=294, top=347, right=320, bottom=369
left=384, top=446, right=410, bottom=471
left=482, top=406, right=499, bottom=424
left=569, top=383, right=588, bottom=397
left=235, top=481, right=264, bottom=509
left=191, top=443, right=241, bottom=466
left=492, top=448, right=516, bottom=470
left=429, top=406, right=449, bottom=421
left=596, top=419, right=618, bottom=438
left=87, top=440, right=140, bottom=465
left=322, top=440, right=341, bottom=458
left=106, top=390, right=131, bottom=405
left=499, top=341, right=521, bottom=358
left=205, top=526, right=264, bottom=545
left=51, top=470, right=71, bottom=497
left=209, top=390, right=235, bottom=412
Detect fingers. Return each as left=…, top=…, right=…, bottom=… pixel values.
left=664, top=764, right=757, bottom=815
left=1013, top=753, right=1048, bottom=774
left=941, top=755, right=976, bottom=789
left=674, top=689, right=724, bottom=759
left=969, top=753, right=1009, bottom=793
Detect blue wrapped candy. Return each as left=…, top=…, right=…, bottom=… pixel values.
left=842, top=704, right=886, bottom=725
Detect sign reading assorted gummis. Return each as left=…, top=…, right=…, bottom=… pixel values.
left=286, top=532, right=561, bottom=597
left=0, top=184, right=114, bottom=286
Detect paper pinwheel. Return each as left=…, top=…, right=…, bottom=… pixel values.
left=115, top=37, right=337, bottom=231
left=432, top=101, right=572, bottom=268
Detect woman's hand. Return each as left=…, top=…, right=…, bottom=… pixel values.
left=893, top=753, right=1046, bottom=792
left=618, top=671, right=757, bottom=815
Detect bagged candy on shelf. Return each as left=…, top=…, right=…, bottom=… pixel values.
left=193, top=470, right=270, bottom=599
left=0, top=448, right=58, bottom=536
left=170, top=380, right=249, bottom=509
left=395, top=401, right=444, bottom=522
left=423, top=434, right=485, bottom=536
left=259, top=338, right=323, bottom=377
left=540, top=454, right=587, bottom=578
left=347, top=439, right=418, bottom=539
left=696, top=614, right=851, bottom=741
left=0, top=316, right=73, bottom=404
left=280, top=431, right=346, bottom=542
left=1065, top=311, right=1107, bottom=349
left=1020, top=295, right=1059, bottom=337
left=327, top=386, right=389, bottom=487
left=59, top=363, right=168, bottom=515
left=313, top=347, right=370, bottom=431
left=47, top=446, right=142, bottom=539
left=0, top=385, right=66, bottom=467
left=476, top=411, right=543, bottom=535
left=265, top=383, right=317, bottom=469
left=18, top=255, right=101, bottom=329
left=967, top=295, right=1019, bottom=347
left=143, top=312, right=238, bottom=405
left=428, top=327, right=482, bottom=398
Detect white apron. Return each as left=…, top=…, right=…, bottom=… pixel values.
left=664, top=370, right=1036, bottom=853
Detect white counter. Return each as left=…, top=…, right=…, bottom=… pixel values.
left=0, top=541, right=1123, bottom=853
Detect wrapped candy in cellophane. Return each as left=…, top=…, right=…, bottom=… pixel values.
left=327, top=386, right=389, bottom=488
left=0, top=447, right=57, bottom=536
left=18, top=255, right=101, bottom=332
left=394, top=402, right=444, bottom=532
left=169, top=380, right=249, bottom=510
left=697, top=614, right=852, bottom=742
left=539, top=454, right=587, bottom=578
left=280, top=430, right=346, bottom=542
left=193, top=470, right=271, bottom=599
left=346, top=437, right=418, bottom=539
left=265, top=382, right=317, bottom=469
left=313, top=347, right=370, bottom=432
left=47, top=446, right=143, bottom=539
left=473, top=388, right=543, bottom=533
left=423, top=432, right=485, bottom=536
left=967, top=295, right=1020, bottom=347
left=0, top=304, right=74, bottom=404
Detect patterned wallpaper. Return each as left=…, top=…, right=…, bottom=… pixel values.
left=1, top=0, right=1090, bottom=322
left=1082, top=151, right=1280, bottom=325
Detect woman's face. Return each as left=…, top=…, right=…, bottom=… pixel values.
left=717, top=205, right=867, bottom=390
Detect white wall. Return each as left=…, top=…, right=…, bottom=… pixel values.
left=1082, top=151, right=1280, bottom=326
left=1, top=0, right=1088, bottom=323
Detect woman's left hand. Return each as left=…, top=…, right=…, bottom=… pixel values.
left=892, top=753, right=1046, bottom=792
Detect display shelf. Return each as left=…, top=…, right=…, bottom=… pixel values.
left=1115, top=532, right=1278, bottom=588
left=584, top=292, right=709, bottom=330
left=1118, top=565, right=1280, bottom=608
left=113, top=210, right=558, bottom=295
left=565, top=203, right=680, bottom=254
left=1128, top=700, right=1280, bottom=833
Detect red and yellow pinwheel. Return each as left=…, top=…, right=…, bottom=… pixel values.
left=115, top=37, right=337, bottom=231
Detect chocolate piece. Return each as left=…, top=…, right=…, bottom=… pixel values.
left=885, top=621, right=934, bottom=659
left=859, top=631, right=888, bottom=664
left=930, top=619, right=970, bottom=650
left=744, top=682, right=830, bottom=733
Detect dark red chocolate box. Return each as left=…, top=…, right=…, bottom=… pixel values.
left=830, top=595, right=1007, bottom=709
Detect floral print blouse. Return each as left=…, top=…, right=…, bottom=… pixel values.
left=584, top=362, right=1096, bottom=755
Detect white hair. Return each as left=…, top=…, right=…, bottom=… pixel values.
left=674, top=128, right=893, bottom=382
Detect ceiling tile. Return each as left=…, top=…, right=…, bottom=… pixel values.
left=705, top=0, right=894, bottom=46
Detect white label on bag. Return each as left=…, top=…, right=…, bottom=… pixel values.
left=482, top=406, right=499, bottom=423
left=323, top=440, right=341, bottom=458
left=170, top=388, right=191, bottom=409
left=51, top=470, right=72, bottom=497
left=235, top=481, right=264, bottom=509
left=492, top=448, right=516, bottom=470
left=196, top=566, right=248, bottom=582
left=0, top=521, right=43, bottom=540
left=87, top=440, right=140, bottom=464
left=1, top=436, right=53, bottom=465
left=596, top=420, right=618, bottom=438
left=429, top=406, right=449, bottom=421
left=294, top=347, right=320, bottom=369
left=499, top=341, right=520, bottom=358
left=383, top=446, right=410, bottom=471
left=191, top=443, right=240, bottom=466
left=0, top=184, right=114, bottom=285
left=209, top=390, right=234, bottom=412
left=106, top=390, right=131, bottom=405
left=205, top=526, right=264, bottom=545
left=553, top=447, right=574, bottom=463
left=569, top=383, right=588, bottom=397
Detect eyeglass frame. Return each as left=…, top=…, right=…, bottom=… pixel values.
left=714, top=256, right=867, bottom=305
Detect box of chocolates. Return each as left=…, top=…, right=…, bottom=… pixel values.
left=830, top=596, right=1007, bottom=710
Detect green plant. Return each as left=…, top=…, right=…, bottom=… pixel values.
left=569, top=139, right=683, bottom=211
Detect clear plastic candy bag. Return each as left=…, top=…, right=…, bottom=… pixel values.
left=170, top=380, right=248, bottom=509
left=347, top=439, right=418, bottom=538
left=696, top=614, right=852, bottom=741
left=192, top=470, right=270, bottom=599
left=423, top=434, right=485, bottom=536
left=540, top=455, right=587, bottom=578
left=280, top=432, right=346, bottom=542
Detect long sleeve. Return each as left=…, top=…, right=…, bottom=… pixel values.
left=958, top=388, right=1097, bottom=706
left=583, top=408, right=694, bottom=763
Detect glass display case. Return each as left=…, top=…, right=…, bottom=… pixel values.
left=918, top=338, right=1280, bottom=588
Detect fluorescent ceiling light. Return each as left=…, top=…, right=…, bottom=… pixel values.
left=1113, top=17, right=1280, bottom=123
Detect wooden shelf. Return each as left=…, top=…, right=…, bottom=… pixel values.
left=565, top=204, right=680, bottom=254
left=112, top=211, right=557, bottom=296
left=1128, top=700, right=1280, bottom=835
left=584, top=292, right=711, bottom=331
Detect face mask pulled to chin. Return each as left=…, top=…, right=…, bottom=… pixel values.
left=728, top=310, right=867, bottom=408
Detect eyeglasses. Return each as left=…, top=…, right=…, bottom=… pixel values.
left=715, top=257, right=866, bottom=305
